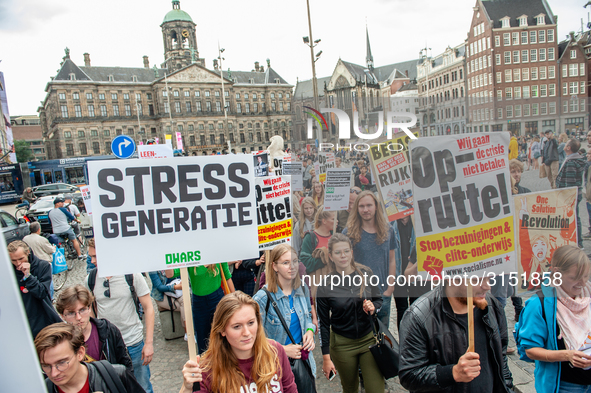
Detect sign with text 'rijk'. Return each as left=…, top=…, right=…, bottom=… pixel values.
left=88, top=156, right=259, bottom=277
left=411, top=132, right=516, bottom=279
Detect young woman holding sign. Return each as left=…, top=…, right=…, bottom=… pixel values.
left=180, top=291, right=297, bottom=393
left=188, top=263, right=235, bottom=354
left=292, top=197, right=318, bottom=255
left=316, top=233, right=384, bottom=393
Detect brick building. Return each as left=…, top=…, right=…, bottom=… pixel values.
left=465, top=0, right=559, bottom=135
left=38, top=0, right=293, bottom=159
left=417, top=44, right=469, bottom=136
left=11, top=115, right=45, bottom=160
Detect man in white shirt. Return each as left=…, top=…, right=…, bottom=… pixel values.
left=85, top=239, right=155, bottom=393
left=23, top=221, right=56, bottom=263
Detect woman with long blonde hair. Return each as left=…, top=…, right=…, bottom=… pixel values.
left=309, top=179, right=325, bottom=206
left=292, top=197, right=318, bottom=255
left=181, top=291, right=297, bottom=393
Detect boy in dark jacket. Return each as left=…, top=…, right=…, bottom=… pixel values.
left=8, top=240, right=62, bottom=338
left=542, top=130, right=559, bottom=188
left=56, top=285, right=133, bottom=371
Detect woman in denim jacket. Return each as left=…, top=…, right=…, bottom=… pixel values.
left=253, top=244, right=317, bottom=378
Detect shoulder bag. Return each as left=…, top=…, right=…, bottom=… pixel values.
left=262, top=288, right=317, bottom=393
left=368, top=313, right=400, bottom=379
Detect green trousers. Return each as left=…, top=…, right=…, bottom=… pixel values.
left=330, top=330, right=385, bottom=393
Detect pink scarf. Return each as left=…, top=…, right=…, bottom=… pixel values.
left=554, top=282, right=591, bottom=350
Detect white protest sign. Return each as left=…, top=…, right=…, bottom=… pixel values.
left=323, top=168, right=352, bottom=211
left=80, top=185, right=92, bottom=215
left=0, top=235, right=47, bottom=391
left=411, top=132, right=516, bottom=279
left=271, top=154, right=291, bottom=176
left=283, top=162, right=303, bottom=191
left=256, top=176, right=292, bottom=250
left=138, top=144, right=174, bottom=159
left=88, top=155, right=259, bottom=277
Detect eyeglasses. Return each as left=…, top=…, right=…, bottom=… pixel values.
left=41, top=354, right=76, bottom=374
left=63, top=307, right=90, bottom=319
left=278, top=259, right=299, bottom=267
left=332, top=249, right=352, bottom=257
left=350, top=189, right=360, bottom=194
left=103, top=279, right=110, bottom=298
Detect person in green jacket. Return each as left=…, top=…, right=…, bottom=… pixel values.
left=188, top=263, right=235, bottom=354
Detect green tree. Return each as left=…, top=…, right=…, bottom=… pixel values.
left=14, top=140, right=34, bottom=162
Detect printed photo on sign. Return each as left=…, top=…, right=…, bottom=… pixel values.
left=256, top=176, right=292, bottom=250
left=514, top=188, right=578, bottom=294
left=88, top=155, right=259, bottom=277
left=252, top=151, right=269, bottom=177
left=411, top=132, right=516, bottom=279
left=370, top=132, right=417, bottom=221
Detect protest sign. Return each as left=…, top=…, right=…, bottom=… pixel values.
left=370, top=132, right=417, bottom=221
left=79, top=185, right=92, bottom=215
left=411, top=132, right=516, bottom=279
left=256, top=176, right=292, bottom=250
left=138, top=144, right=174, bottom=159
left=324, top=168, right=352, bottom=211
left=270, top=154, right=291, bottom=176
left=283, top=162, right=303, bottom=191
left=317, top=152, right=335, bottom=183
left=0, top=236, right=47, bottom=392
left=88, top=155, right=259, bottom=277
left=176, top=132, right=184, bottom=151
left=252, top=151, right=269, bottom=177
left=514, top=188, right=578, bottom=293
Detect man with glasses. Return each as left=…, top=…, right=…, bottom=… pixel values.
left=34, top=323, right=145, bottom=392
left=85, top=238, right=155, bottom=393
left=56, top=285, right=132, bottom=371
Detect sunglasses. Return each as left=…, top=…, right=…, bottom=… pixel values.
left=350, top=189, right=360, bottom=194
left=103, top=279, right=110, bottom=298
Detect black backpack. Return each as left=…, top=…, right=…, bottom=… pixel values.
left=88, top=269, right=143, bottom=320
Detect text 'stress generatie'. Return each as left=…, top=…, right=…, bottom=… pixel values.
left=369, top=132, right=417, bottom=222
left=411, top=132, right=516, bottom=279
left=256, top=176, right=292, bottom=250
left=88, top=155, right=259, bottom=277
left=514, top=188, right=578, bottom=294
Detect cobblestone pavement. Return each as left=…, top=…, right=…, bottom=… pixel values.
left=2, top=166, right=579, bottom=392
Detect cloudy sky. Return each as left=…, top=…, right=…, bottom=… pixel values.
left=0, top=0, right=586, bottom=115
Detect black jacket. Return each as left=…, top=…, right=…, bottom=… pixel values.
left=398, top=286, right=514, bottom=393
left=13, top=253, right=62, bottom=338
left=542, top=138, right=559, bottom=164
left=316, top=268, right=383, bottom=355
left=45, top=361, right=146, bottom=392
left=91, top=317, right=134, bottom=372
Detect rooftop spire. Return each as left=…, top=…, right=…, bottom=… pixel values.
left=366, top=24, right=374, bottom=71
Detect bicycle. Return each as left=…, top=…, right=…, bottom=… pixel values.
left=56, top=235, right=83, bottom=271
left=14, top=204, right=29, bottom=219
left=52, top=267, right=68, bottom=291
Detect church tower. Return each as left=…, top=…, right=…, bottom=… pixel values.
left=161, top=0, right=203, bottom=70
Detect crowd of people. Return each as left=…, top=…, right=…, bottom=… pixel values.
left=7, top=139, right=591, bottom=393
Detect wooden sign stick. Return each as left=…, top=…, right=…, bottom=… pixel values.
left=180, top=267, right=199, bottom=390
left=467, top=283, right=475, bottom=352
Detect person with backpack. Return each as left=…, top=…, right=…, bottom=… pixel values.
left=85, top=238, right=155, bottom=393
left=516, top=245, right=591, bottom=393
left=253, top=244, right=317, bottom=389
left=35, top=323, right=145, bottom=393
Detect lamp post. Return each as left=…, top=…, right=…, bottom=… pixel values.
left=303, top=0, right=322, bottom=145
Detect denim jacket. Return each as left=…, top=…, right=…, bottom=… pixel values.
left=148, top=271, right=174, bottom=302
left=253, top=284, right=317, bottom=376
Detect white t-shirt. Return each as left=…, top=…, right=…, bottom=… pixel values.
left=86, top=273, right=149, bottom=346
left=67, top=204, right=80, bottom=217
